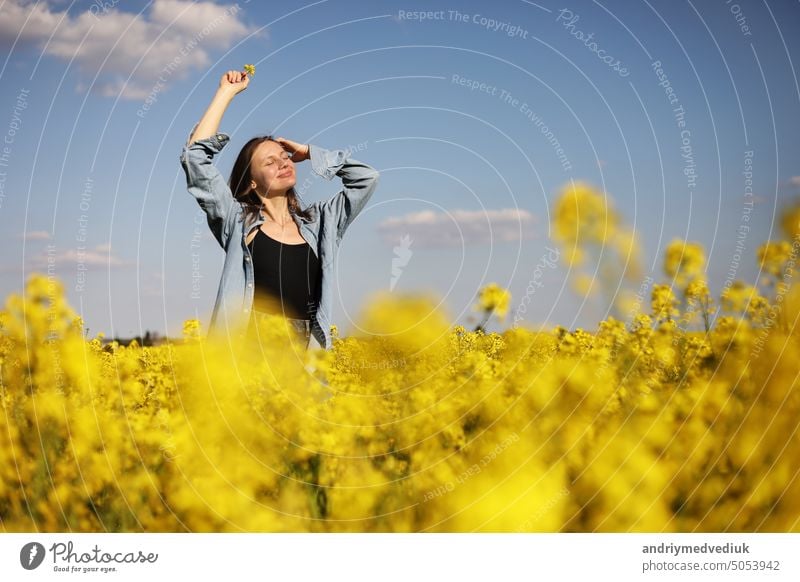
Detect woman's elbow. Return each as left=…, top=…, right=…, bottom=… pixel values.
left=365, top=169, right=379, bottom=196
left=367, top=166, right=380, bottom=186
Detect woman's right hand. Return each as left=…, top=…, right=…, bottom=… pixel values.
left=218, top=69, right=249, bottom=97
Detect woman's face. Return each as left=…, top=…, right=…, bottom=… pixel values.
left=249, top=139, right=296, bottom=196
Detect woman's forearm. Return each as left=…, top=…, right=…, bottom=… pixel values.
left=188, top=88, right=235, bottom=145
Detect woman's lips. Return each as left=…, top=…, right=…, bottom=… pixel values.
left=277, top=170, right=293, bottom=178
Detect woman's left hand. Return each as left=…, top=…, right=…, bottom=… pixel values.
left=275, top=137, right=310, bottom=163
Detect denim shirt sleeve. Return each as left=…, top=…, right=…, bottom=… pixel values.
left=179, top=123, right=236, bottom=248
left=309, top=144, right=380, bottom=241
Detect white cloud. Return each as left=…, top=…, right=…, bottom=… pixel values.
left=789, top=176, right=800, bottom=187
left=21, top=230, right=53, bottom=240
left=0, top=0, right=260, bottom=100
left=0, top=1, right=64, bottom=45
left=377, top=208, right=538, bottom=248
left=16, top=242, right=135, bottom=273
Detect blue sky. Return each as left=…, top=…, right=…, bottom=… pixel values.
left=0, top=0, right=798, bottom=338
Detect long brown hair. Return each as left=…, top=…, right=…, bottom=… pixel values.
left=228, top=135, right=314, bottom=229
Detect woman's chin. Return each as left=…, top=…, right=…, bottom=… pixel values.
left=266, top=175, right=295, bottom=190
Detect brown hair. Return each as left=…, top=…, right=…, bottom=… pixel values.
left=228, top=135, right=314, bottom=228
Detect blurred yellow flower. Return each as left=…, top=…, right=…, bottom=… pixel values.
left=721, top=280, right=758, bottom=314
left=551, top=181, right=643, bottom=317
left=476, top=283, right=511, bottom=319
left=780, top=198, right=800, bottom=240
left=571, top=273, right=595, bottom=297
left=182, top=318, right=202, bottom=340
left=685, top=279, right=715, bottom=331
left=2, top=195, right=799, bottom=534
left=757, top=240, right=792, bottom=278
left=664, top=238, right=706, bottom=288
left=651, top=284, right=679, bottom=321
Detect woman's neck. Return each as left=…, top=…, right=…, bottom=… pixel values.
left=259, top=197, right=291, bottom=221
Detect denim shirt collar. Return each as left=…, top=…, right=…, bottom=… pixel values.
left=243, top=206, right=319, bottom=259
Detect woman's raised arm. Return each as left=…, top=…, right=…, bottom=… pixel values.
left=311, top=145, right=380, bottom=242
left=179, top=69, right=249, bottom=248
left=188, top=70, right=249, bottom=144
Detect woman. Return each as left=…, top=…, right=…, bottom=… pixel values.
left=179, top=68, right=380, bottom=350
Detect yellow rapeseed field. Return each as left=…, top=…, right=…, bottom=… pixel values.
left=2, top=183, right=799, bottom=532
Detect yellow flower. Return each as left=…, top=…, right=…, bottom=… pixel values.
left=651, top=284, right=679, bottom=321
left=684, top=279, right=715, bottom=330
left=475, top=283, right=511, bottom=319
left=553, top=181, right=617, bottom=250
left=4, top=227, right=800, bottom=535
left=182, top=318, right=202, bottom=340
left=757, top=240, right=792, bottom=278
left=720, top=280, right=767, bottom=318
left=780, top=197, right=800, bottom=240
left=664, top=238, right=705, bottom=288
left=551, top=182, right=642, bottom=310
left=243, top=64, right=255, bottom=76
left=571, top=273, right=595, bottom=297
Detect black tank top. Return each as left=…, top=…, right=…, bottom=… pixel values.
left=247, top=228, right=320, bottom=320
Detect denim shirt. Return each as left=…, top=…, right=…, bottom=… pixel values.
left=179, top=125, right=379, bottom=349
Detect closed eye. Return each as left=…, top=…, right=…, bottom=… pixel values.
left=264, top=151, right=292, bottom=165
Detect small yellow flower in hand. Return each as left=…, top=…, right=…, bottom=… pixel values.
left=243, top=64, right=255, bottom=77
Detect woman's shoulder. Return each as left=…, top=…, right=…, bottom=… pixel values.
left=231, top=202, right=253, bottom=232
left=299, top=202, right=320, bottom=223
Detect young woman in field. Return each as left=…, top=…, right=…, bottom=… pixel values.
left=180, top=68, right=380, bottom=350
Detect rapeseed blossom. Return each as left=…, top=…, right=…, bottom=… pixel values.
left=552, top=181, right=642, bottom=315
left=1, top=194, right=799, bottom=533
left=472, top=282, right=511, bottom=331
left=664, top=238, right=705, bottom=288
left=757, top=240, right=792, bottom=278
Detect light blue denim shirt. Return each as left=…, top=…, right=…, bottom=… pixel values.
left=179, top=126, right=379, bottom=349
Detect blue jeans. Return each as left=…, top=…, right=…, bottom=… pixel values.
left=248, top=310, right=311, bottom=350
